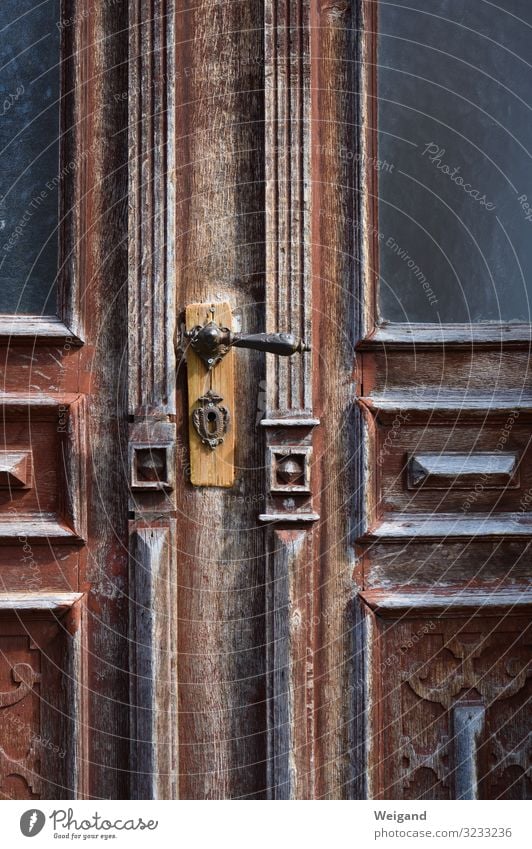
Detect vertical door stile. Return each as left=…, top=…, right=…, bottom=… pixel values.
left=264, top=0, right=319, bottom=800
left=128, top=0, right=178, bottom=800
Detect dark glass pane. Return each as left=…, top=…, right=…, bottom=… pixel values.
left=0, top=0, right=60, bottom=314
left=377, top=0, right=532, bottom=323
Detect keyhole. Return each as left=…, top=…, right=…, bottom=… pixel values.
left=207, top=409, right=218, bottom=434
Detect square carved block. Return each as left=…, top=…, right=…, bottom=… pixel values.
left=129, top=422, right=175, bottom=491
left=268, top=446, right=312, bottom=494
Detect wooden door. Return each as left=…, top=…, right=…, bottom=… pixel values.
left=0, top=0, right=128, bottom=799
left=4, top=0, right=529, bottom=803
left=127, top=0, right=531, bottom=800
left=354, top=0, right=532, bottom=799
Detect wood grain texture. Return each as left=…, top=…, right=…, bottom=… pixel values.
left=186, top=302, right=235, bottom=487
left=311, top=0, right=364, bottom=799
left=64, top=595, right=90, bottom=800
left=74, top=0, right=130, bottom=799
left=266, top=528, right=316, bottom=799
left=175, top=0, right=267, bottom=799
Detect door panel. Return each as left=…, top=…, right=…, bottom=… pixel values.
left=0, top=0, right=128, bottom=800
left=0, top=599, right=86, bottom=799
left=355, top=0, right=532, bottom=801
left=361, top=598, right=531, bottom=799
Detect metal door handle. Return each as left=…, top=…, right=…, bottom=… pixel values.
left=185, top=319, right=310, bottom=370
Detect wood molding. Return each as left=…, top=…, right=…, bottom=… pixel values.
left=264, top=0, right=319, bottom=800
left=265, top=0, right=312, bottom=418
left=266, top=528, right=315, bottom=799
left=127, top=0, right=178, bottom=801
left=0, top=317, right=83, bottom=346
left=128, top=0, right=176, bottom=417
left=360, top=587, right=532, bottom=618
left=360, top=391, right=532, bottom=419
left=0, top=394, right=86, bottom=544
left=363, top=513, right=532, bottom=542
left=64, top=593, right=90, bottom=799
left=0, top=593, right=84, bottom=612
left=359, top=323, right=532, bottom=349
left=129, top=525, right=178, bottom=800
left=263, top=0, right=318, bottom=524
left=407, top=452, right=519, bottom=491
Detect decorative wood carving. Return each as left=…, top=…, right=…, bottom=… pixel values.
left=263, top=0, right=318, bottom=800
left=401, top=734, right=450, bottom=790
left=0, top=634, right=41, bottom=799
left=262, top=0, right=318, bottom=518
left=491, top=731, right=531, bottom=783
left=0, top=745, right=42, bottom=798
left=129, top=422, right=176, bottom=492
left=265, top=1, right=312, bottom=419
left=0, top=595, right=88, bottom=800
left=406, top=636, right=531, bottom=710
left=0, top=664, right=41, bottom=708
left=363, top=599, right=532, bottom=799
left=268, top=446, right=312, bottom=493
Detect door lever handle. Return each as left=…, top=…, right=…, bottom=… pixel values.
left=185, top=319, right=310, bottom=370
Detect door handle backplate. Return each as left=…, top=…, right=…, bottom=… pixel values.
left=184, top=302, right=310, bottom=487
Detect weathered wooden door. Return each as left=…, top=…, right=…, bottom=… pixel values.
left=2, top=0, right=530, bottom=803
left=153, top=0, right=530, bottom=801
left=0, top=0, right=128, bottom=799
left=353, top=0, right=532, bottom=800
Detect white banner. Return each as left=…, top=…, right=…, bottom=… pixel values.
left=1, top=800, right=530, bottom=849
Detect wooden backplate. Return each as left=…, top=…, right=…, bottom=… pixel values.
left=186, top=302, right=235, bottom=487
